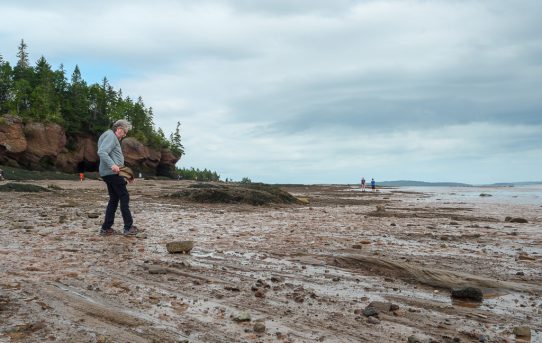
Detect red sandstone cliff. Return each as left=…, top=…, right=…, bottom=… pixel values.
left=0, top=115, right=181, bottom=176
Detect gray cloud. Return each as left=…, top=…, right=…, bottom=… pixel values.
left=1, top=0, right=541, bottom=183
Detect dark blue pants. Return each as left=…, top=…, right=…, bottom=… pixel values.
left=101, top=174, right=133, bottom=231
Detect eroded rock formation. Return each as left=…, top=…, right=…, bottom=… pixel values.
left=0, top=115, right=180, bottom=176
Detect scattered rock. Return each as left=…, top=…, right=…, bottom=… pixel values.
left=224, top=286, right=240, bottom=292
left=362, top=306, right=378, bottom=317
left=367, top=301, right=392, bottom=313
left=87, top=212, right=100, bottom=219
left=234, top=312, right=251, bottom=322
left=451, top=287, right=483, bottom=302
left=270, top=275, right=284, bottom=283
left=352, top=244, right=362, bottom=249
left=518, top=253, right=536, bottom=261
left=505, top=217, right=528, bottom=223
left=479, top=193, right=492, bottom=197
left=253, top=322, right=266, bottom=333
left=407, top=335, right=427, bottom=343
left=148, top=266, right=167, bottom=274
left=513, top=326, right=530, bottom=337
left=367, top=316, right=380, bottom=324
left=166, top=241, right=194, bottom=254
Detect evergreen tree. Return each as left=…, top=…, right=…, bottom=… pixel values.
left=16, top=39, right=30, bottom=69
left=31, top=56, right=61, bottom=121
left=0, top=55, right=13, bottom=113
left=169, top=121, right=185, bottom=156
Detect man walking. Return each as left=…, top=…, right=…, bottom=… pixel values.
left=371, top=178, right=376, bottom=192
left=97, top=119, right=138, bottom=236
left=361, top=177, right=366, bottom=191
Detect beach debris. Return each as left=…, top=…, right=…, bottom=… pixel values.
left=451, top=287, right=483, bottom=302
left=505, top=217, right=528, bottom=223
left=166, top=241, right=194, bottom=254
left=479, top=193, right=492, bottom=197
left=87, top=212, right=100, bottom=219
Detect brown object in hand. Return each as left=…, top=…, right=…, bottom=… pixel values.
left=119, top=166, right=135, bottom=181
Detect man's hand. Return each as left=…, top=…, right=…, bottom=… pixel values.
left=112, top=164, right=120, bottom=173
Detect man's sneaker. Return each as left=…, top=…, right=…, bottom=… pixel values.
left=99, top=228, right=117, bottom=236
left=123, top=226, right=138, bottom=236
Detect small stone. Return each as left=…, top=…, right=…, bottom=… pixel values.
left=513, top=326, right=530, bottom=337
left=253, top=322, right=266, bottom=333
left=166, top=241, right=194, bottom=254
left=407, top=335, right=425, bottom=343
left=367, top=316, right=380, bottom=324
left=270, top=275, right=284, bottom=283
left=518, top=253, right=535, bottom=261
left=352, top=244, right=362, bottom=249
left=148, top=266, right=167, bottom=274
left=234, top=312, right=251, bottom=322
left=87, top=213, right=100, bottom=219
left=362, top=306, right=378, bottom=317
left=451, top=287, right=483, bottom=302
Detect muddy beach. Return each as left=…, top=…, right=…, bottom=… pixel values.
left=0, top=180, right=541, bottom=342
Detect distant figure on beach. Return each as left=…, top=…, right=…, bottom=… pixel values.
left=361, top=177, right=366, bottom=191
left=371, top=178, right=376, bottom=192
left=0, top=168, right=4, bottom=181
left=97, top=119, right=138, bottom=237
left=79, top=172, right=85, bottom=182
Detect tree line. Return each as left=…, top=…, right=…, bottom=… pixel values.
left=0, top=39, right=184, bottom=156
left=176, top=167, right=220, bottom=181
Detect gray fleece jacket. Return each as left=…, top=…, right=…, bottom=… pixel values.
left=97, top=129, right=124, bottom=177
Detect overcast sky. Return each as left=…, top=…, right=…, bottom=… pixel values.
left=1, top=0, right=541, bottom=184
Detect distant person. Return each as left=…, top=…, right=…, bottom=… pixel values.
left=0, top=168, right=4, bottom=181
left=97, top=119, right=138, bottom=236
left=361, top=177, right=366, bottom=191
left=371, top=178, right=376, bottom=192
left=79, top=172, right=85, bottom=182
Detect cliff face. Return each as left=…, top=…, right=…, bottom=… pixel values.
left=0, top=115, right=181, bottom=177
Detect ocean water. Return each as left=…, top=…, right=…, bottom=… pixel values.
left=389, top=184, right=542, bottom=206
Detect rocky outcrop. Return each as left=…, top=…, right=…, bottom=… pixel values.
left=0, top=114, right=181, bottom=176
left=0, top=115, right=27, bottom=158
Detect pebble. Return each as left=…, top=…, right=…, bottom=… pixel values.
left=367, top=316, right=380, bottom=324
left=254, top=322, right=266, bottom=333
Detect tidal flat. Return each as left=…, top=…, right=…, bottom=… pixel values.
left=0, top=180, right=540, bottom=342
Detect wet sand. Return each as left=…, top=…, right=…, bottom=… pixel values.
left=0, top=180, right=541, bottom=342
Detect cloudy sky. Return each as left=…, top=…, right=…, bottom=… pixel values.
left=1, top=0, right=541, bottom=184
